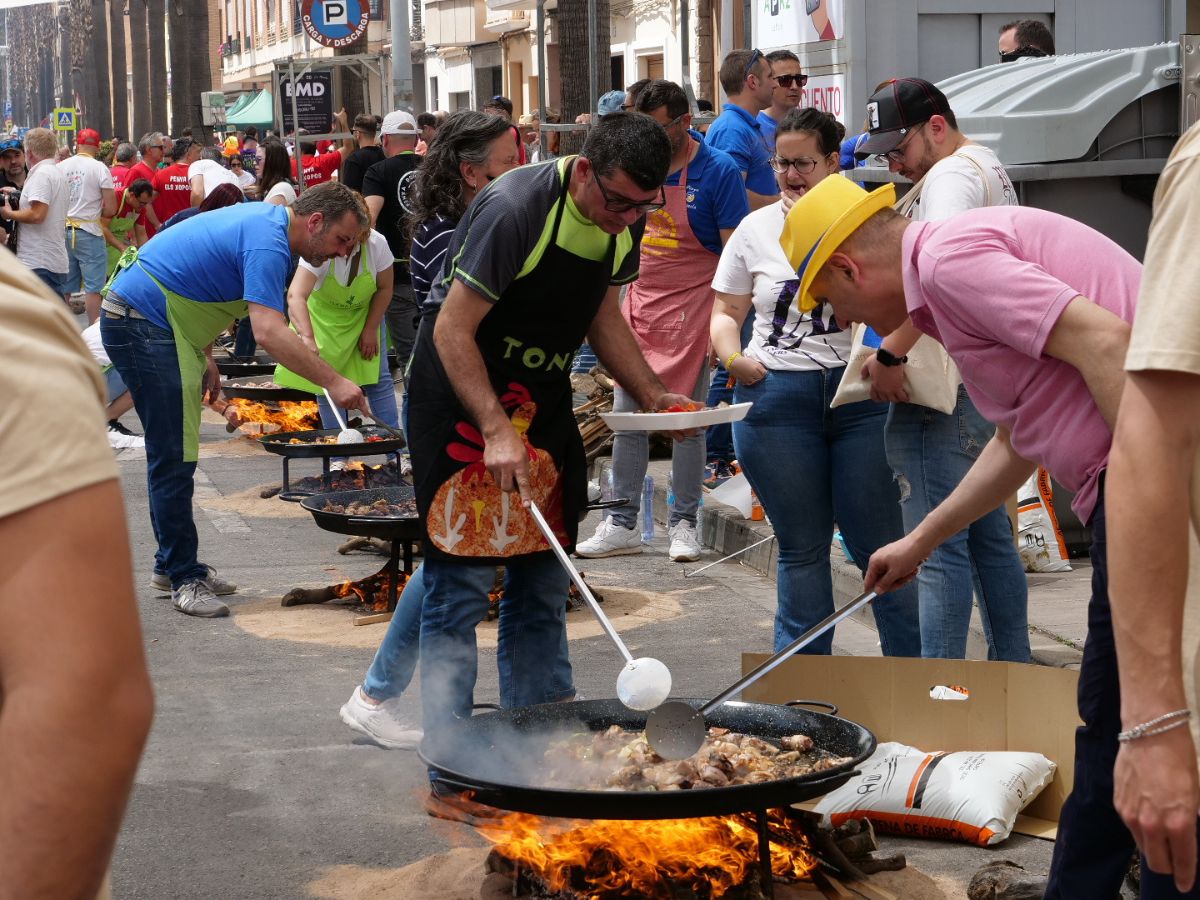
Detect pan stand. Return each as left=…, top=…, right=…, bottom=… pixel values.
left=755, top=810, right=775, bottom=899
left=278, top=456, right=331, bottom=502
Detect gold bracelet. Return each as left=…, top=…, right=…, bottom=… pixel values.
left=725, top=351, right=742, bottom=370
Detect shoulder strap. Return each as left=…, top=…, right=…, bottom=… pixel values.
left=892, top=173, right=926, bottom=217
left=952, top=147, right=993, bottom=206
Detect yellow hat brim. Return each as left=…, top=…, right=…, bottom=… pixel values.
left=781, top=182, right=897, bottom=313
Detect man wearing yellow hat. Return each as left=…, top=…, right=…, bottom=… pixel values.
left=781, top=175, right=1155, bottom=899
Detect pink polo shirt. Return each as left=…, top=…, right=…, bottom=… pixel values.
left=902, top=206, right=1142, bottom=524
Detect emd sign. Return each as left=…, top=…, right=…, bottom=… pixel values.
left=301, top=0, right=370, bottom=48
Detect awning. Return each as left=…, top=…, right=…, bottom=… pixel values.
left=225, top=93, right=253, bottom=119
left=226, top=90, right=274, bottom=128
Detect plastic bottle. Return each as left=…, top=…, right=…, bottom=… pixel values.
left=666, top=473, right=675, bottom=512
left=601, top=468, right=614, bottom=502
left=641, top=474, right=656, bottom=542
left=750, top=488, right=765, bottom=522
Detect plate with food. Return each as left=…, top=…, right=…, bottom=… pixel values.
left=600, top=402, right=753, bottom=431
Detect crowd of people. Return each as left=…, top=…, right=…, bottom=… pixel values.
left=6, top=14, right=1200, bottom=898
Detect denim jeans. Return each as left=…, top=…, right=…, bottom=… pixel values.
left=885, top=386, right=1030, bottom=662
left=608, top=373, right=706, bottom=529
left=233, top=317, right=257, bottom=358
left=315, top=350, right=401, bottom=431
left=419, top=554, right=575, bottom=737
left=101, top=313, right=208, bottom=589
left=733, top=367, right=921, bottom=657
left=1043, top=490, right=1200, bottom=899
left=32, top=267, right=67, bottom=296
left=385, top=280, right=418, bottom=375
left=362, top=563, right=575, bottom=705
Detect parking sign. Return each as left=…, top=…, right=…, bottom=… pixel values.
left=300, top=0, right=369, bottom=48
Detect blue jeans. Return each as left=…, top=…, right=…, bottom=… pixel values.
left=32, top=267, right=67, bottom=296
left=419, top=554, right=575, bottom=736
left=315, top=351, right=401, bottom=431
left=101, top=313, right=207, bottom=588
left=233, top=317, right=257, bottom=358
left=885, top=387, right=1030, bottom=662
left=733, top=367, right=921, bottom=657
left=362, top=563, right=575, bottom=704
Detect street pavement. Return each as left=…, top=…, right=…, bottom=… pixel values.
left=106, top=407, right=1127, bottom=898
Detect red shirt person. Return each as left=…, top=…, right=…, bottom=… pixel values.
left=128, top=132, right=166, bottom=238
left=289, top=109, right=354, bottom=190
left=152, top=138, right=200, bottom=227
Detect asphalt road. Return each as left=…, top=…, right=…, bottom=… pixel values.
left=108, top=413, right=1075, bottom=898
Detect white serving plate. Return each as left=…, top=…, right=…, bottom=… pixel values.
left=600, top=402, right=753, bottom=431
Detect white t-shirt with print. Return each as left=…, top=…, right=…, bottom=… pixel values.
left=910, top=143, right=1017, bottom=222
left=188, top=159, right=241, bottom=198
left=19, top=158, right=69, bottom=273
left=57, top=154, right=113, bottom=237
left=298, top=229, right=392, bottom=292
left=712, top=199, right=852, bottom=371
left=264, top=181, right=297, bottom=206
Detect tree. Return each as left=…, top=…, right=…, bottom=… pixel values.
left=555, top=0, right=610, bottom=155
left=168, top=0, right=213, bottom=143
left=147, top=0, right=167, bottom=131
left=128, top=0, right=150, bottom=139
left=109, top=0, right=129, bottom=140
left=90, top=0, right=113, bottom=138
left=166, top=0, right=188, bottom=136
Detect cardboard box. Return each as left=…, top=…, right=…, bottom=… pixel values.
left=742, top=654, right=1081, bottom=839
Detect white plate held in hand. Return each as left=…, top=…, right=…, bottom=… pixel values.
left=601, top=402, right=753, bottom=432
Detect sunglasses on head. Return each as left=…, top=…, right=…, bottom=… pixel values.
left=743, top=48, right=764, bottom=80
left=774, top=74, right=809, bottom=88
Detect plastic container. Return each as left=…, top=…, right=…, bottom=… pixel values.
left=750, top=489, right=764, bottom=522
left=667, top=473, right=675, bottom=511
left=641, top=475, right=655, bottom=542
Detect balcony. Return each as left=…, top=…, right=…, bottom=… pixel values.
left=484, top=9, right=529, bottom=34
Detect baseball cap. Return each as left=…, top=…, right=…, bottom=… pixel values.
left=854, top=78, right=952, bottom=160
left=597, top=90, right=627, bottom=116
left=380, top=109, right=418, bottom=136
left=0, top=138, right=21, bottom=155
left=77, top=128, right=101, bottom=147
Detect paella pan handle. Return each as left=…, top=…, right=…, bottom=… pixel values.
left=471, top=703, right=503, bottom=712
left=785, top=700, right=839, bottom=717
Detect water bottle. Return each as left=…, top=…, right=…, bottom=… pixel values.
left=666, top=473, right=675, bottom=512
left=601, top=468, right=614, bottom=502
left=641, top=475, right=656, bottom=543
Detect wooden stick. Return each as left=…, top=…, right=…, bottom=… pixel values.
left=845, top=880, right=899, bottom=900
left=811, top=869, right=856, bottom=899
left=353, top=612, right=393, bottom=626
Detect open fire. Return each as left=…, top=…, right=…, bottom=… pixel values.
left=227, top=398, right=321, bottom=433
left=478, top=810, right=819, bottom=899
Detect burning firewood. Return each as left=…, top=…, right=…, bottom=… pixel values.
left=281, top=568, right=409, bottom=613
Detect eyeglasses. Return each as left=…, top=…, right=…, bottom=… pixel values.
left=774, top=74, right=809, bottom=88
left=877, top=122, right=926, bottom=164
left=592, top=171, right=665, bottom=214
left=769, top=155, right=819, bottom=174
left=743, top=48, right=764, bottom=81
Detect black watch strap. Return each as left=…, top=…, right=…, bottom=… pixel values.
left=875, top=347, right=908, bottom=367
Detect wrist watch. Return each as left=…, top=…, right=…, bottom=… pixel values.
left=875, top=347, right=908, bottom=367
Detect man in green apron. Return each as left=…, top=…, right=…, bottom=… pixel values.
left=101, top=177, right=154, bottom=280
left=409, top=113, right=694, bottom=784
left=101, top=181, right=371, bottom=618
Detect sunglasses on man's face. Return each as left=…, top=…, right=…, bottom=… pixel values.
left=774, top=74, right=809, bottom=88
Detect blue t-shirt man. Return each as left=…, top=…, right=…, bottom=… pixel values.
left=704, top=103, right=779, bottom=198
left=110, top=202, right=292, bottom=331
left=756, top=110, right=781, bottom=153
left=665, top=132, right=750, bottom=253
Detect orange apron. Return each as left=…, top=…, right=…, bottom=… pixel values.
left=621, top=154, right=719, bottom=396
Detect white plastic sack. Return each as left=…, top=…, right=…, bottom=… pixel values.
left=813, top=741, right=1056, bottom=846
left=1017, top=467, right=1072, bottom=573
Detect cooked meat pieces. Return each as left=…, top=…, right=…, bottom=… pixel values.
left=320, top=497, right=418, bottom=518
left=542, top=727, right=851, bottom=792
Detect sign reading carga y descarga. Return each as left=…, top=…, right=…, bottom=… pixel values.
left=301, top=0, right=370, bottom=49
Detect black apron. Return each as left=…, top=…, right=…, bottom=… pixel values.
left=408, top=159, right=615, bottom=564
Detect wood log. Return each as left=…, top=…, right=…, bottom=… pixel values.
left=811, top=869, right=857, bottom=899
left=855, top=853, right=906, bottom=875
left=281, top=586, right=337, bottom=607
left=966, top=861, right=1048, bottom=900
left=835, top=830, right=880, bottom=859
left=845, top=879, right=900, bottom=900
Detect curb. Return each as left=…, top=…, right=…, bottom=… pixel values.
left=593, top=457, right=1083, bottom=669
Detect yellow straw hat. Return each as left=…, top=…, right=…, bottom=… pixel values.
left=780, top=177, right=897, bottom=312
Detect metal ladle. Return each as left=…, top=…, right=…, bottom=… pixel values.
left=322, top=388, right=365, bottom=444
left=527, top=501, right=672, bottom=711
left=645, top=589, right=878, bottom=759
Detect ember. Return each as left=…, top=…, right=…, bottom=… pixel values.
left=480, top=810, right=817, bottom=899
left=282, top=567, right=410, bottom=613
left=262, top=460, right=408, bottom=499
left=227, top=398, right=320, bottom=433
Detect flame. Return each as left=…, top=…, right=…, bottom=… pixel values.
left=227, top=399, right=321, bottom=434
left=479, top=809, right=817, bottom=898
left=332, top=570, right=410, bottom=613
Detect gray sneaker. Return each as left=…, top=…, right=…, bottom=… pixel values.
left=171, top=580, right=230, bottom=618
left=150, top=564, right=237, bottom=596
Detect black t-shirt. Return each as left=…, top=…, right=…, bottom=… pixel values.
left=341, top=145, right=385, bottom=192
left=361, top=151, right=419, bottom=282
left=0, top=170, right=24, bottom=240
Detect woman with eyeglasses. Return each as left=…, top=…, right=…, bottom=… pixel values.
left=227, top=154, right=255, bottom=192
left=709, top=107, right=921, bottom=658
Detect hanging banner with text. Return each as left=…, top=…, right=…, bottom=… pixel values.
left=280, top=70, right=335, bottom=135
left=754, top=0, right=844, bottom=48
left=799, top=74, right=848, bottom=126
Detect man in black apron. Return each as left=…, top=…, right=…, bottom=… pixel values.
left=410, top=113, right=693, bottom=759
left=101, top=182, right=371, bottom=619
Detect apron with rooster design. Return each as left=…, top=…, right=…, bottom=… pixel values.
left=408, top=160, right=616, bottom=563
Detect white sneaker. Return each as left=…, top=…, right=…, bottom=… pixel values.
left=668, top=520, right=702, bottom=562
left=340, top=686, right=423, bottom=750
left=574, top=517, right=642, bottom=558
left=107, top=428, right=145, bottom=449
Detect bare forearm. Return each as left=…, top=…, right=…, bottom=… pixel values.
left=434, top=315, right=510, bottom=437
left=711, top=294, right=750, bottom=363
left=910, top=432, right=1035, bottom=550
left=363, top=285, right=391, bottom=335
left=879, top=318, right=924, bottom=357
left=285, top=291, right=315, bottom=339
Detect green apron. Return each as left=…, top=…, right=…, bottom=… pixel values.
left=106, top=246, right=248, bottom=462
left=274, top=243, right=383, bottom=393
left=106, top=193, right=138, bottom=278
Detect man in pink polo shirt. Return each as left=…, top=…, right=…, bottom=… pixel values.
left=782, top=176, right=1156, bottom=899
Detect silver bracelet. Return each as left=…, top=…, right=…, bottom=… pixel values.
left=1118, top=709, right=1192, bottom=743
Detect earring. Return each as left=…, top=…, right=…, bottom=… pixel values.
left=468, top=180, right=477, bottom=189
